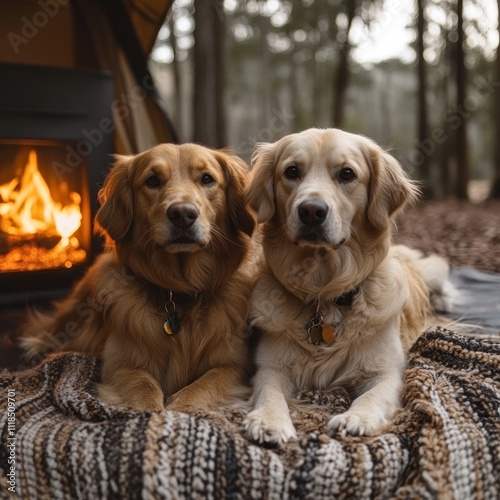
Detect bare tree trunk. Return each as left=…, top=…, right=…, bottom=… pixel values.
left=312, top=1, right=322, bottom=122
left=417, top=0, right=432, bottom=197
left=312, top=48, right=321, bottom=123
left=258, top=14, right=271, bottom=131
left=380, top=72, right=391, bottom=145
left=214, top=4, right=226, bottom=148
left=490, top=0, right=500, bottom=198
left=332, top=0, right=356, bottom=128
left=193, top=0, right=226, bottom=147
left=455, top=0, right=469, bottom=199
left=440, top=48, right=452, bottom=198
left=169, top=15, right=183, bottom=140
left=291, top=59, right=302, bottom=131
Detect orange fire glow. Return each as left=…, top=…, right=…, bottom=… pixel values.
left=0, top=150, right=86, bottom=272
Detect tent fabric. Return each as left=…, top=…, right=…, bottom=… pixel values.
left=124, top=0, right=175, bottom=55
left=73, top=0, right=177, bottom=154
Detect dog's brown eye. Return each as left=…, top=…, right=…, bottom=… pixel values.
left=339, top=167, right=356, bottom=183
left=284, top=165, right=300, bottom=180
left=145, top=175, right=161, bottom=188
left=201, top=173, right=216, bottom=186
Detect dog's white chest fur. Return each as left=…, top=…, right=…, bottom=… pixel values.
left=249, top=257, right=411, bottom=393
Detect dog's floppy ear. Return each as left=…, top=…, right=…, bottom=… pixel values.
left=245, top=142, right=276, bottom=223
left=95, top=155, right=134, bottom=242
left=367, top=145, right=420, bottom=231
left=214, top=150, right=255, bottom=237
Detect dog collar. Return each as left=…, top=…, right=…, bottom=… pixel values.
left=333, top=287, right=359, bottom=307
left=121, top=266, right=197, bottom=335
left=306, top=287, right=359, bottom=345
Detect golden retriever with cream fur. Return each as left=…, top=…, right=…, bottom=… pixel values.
left=22, top=143, right=255, bottom=413
left=243, top=128, right=453, bottom=444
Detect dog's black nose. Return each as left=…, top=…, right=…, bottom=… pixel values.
left=167, top=203, right=199, bottom=228
left=298, top=201, right=329, bottom=226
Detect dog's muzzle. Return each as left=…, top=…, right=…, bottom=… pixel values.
left=296, top=200, right=329, bottom=242
left=293, top=200, right=346, bottom=249
left=167, top=203, right=199, bottom=229
left=298, top=200, right=329, bottom=227
left=166, top=202, right=204, bottom=247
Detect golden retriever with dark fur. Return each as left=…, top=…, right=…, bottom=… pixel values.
left=243, top=128, right=453, bottom=444
left=22, top=143, right=255, bottom=413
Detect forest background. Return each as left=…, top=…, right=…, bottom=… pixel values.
left=148, top=0, right=500, bottom=201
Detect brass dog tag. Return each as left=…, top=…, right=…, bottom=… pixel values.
left=164, top=312, right=181, bottom=335
left=307, top=303, right=337, bottom=345
left=164, top=320, right=174, bottom=335
left=321, top=324, right=336, bottom=344
left=307, top=318, right=336, bottom=345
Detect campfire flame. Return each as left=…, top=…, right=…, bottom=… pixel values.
left=0, top=149, right=86, bottom=272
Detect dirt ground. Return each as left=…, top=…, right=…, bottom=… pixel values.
left=394, top=199, right=500, bottom=273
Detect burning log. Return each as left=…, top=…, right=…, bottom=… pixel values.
left=0, top=230, right=61, bottom=255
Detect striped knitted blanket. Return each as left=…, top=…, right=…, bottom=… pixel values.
left=1, top=327, right=499, bottom=499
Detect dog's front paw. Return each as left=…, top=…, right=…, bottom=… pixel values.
left=327, top=409, right=387, bottom=436
left=166, top=400, right=199, bottom=414
left=166, top=391, right=201, bottom=414
left=244, top=408, right=297, bottom=445
left=97, top=383, right=164, bottom=412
